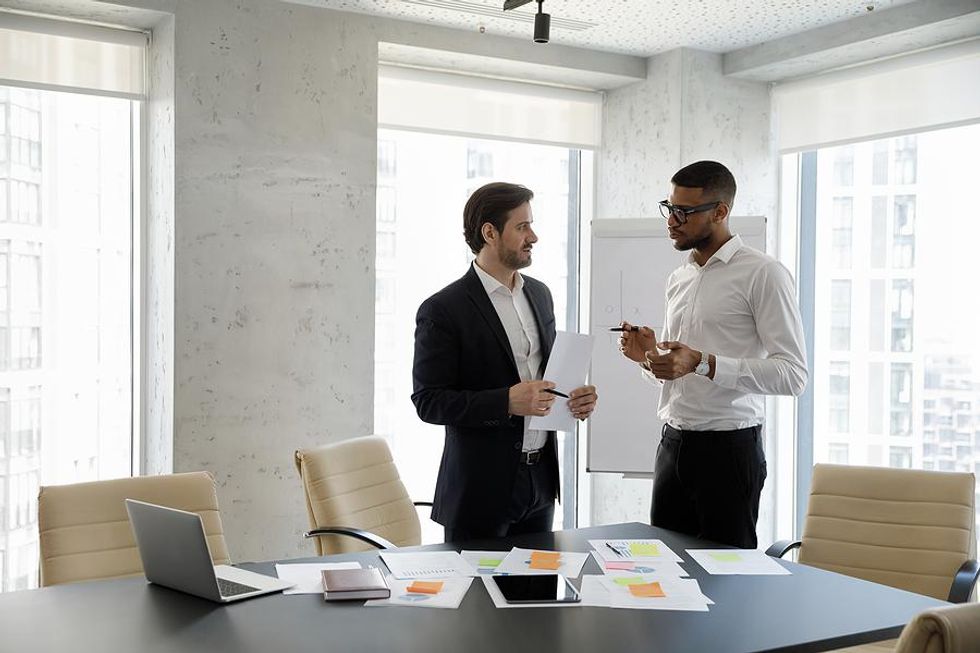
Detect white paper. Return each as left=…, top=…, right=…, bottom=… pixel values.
left=529, top=331, right=595, bottom=433
left=481, top=575, right=586, bottom=609
left=495, top=547, right=590, bottom=578
left=274, top=562, right=362, bottom=595
left=379, top=551, right=477, bottom=580
left=364, top=577, right=474, bottom=609
left=589, top=551, right=688, bottom=577
left=598, top=575, right=712, bottom=611
left=460, top=550, right=508, bottom=575
left=687, top=549, right=791, bottom=575
left=589, top=538, right=684, bottom=564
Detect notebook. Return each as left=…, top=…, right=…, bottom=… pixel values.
left=322, top=567, right=390, bottom=600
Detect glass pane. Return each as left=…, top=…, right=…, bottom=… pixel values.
left=0, top=87, right=135, bottom=593
left=804, top=122, right=980, bottom=549
left=374, top=129, right=586, bottom=542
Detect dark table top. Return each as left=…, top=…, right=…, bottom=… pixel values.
left=0, top=522, right=946, bottom=653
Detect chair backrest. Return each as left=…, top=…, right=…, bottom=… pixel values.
left=38, top=471, right=230, bottom=587
left=895, top=602, right=980, bottom=653
left=800, top=463, right=976, bottom=600
left=294, top=436, right=420, bottom=555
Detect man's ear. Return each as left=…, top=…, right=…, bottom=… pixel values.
left=713, top=202, right=731, bottom=224
left=481, top=222, right=497, bottom=246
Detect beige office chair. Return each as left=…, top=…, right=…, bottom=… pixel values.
left=38, top=471, right=231, bottom=586
left=894, top=602, right=980, bottom=653
left=294, top=436, right=431, bottom=554
left=768, top=464, right=979, bottom=653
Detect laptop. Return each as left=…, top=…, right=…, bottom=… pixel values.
left=125, top=499, right=294, bottom=603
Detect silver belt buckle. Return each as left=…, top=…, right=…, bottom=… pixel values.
left=524, top=450, right=542, bottom=465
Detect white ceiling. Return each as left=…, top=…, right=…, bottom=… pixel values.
left=307, top=0, right=917, bottom=56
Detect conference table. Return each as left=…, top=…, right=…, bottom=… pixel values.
left=0, top=522, right=946, bottom=653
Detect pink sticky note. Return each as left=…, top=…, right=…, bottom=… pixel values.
left=605, top=561, right=635, bottom=570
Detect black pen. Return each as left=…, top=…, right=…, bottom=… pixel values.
left=543, top=388, right=569, bottom=398
left=608, top=326, right=640, bottom=332
left=605, top=543, right=624, bottom=558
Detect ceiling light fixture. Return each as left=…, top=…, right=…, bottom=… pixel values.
left=503, top=0, right=550, bottom=44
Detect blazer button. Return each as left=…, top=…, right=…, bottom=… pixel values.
left=513, top=442, right=521, bottom=451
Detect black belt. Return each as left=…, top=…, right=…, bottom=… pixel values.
left=662, top=423, right=761, bottom=444
left=520, top=449, right=543, bottom=465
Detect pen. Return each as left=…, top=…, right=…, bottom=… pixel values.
left=605, top=543, right=624, bottom=558
left=608, top=326, right=640, bottom=332
left=543, top=388, right=569, bottom=398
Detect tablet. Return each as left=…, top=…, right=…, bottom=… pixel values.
left=492, top=574, right=581, bottom=604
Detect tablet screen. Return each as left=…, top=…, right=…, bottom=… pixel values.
left=492, top=574, right=581, bottom=603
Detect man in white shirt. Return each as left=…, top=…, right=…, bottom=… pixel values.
left=413, top=182, right=598, bottom=542
left=619, top=161, right=807, bottom=548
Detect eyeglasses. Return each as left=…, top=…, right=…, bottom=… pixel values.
left=658, top=200, right=722, bottom=224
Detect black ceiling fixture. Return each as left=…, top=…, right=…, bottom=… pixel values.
left=503, top=0, right=550, bottom=44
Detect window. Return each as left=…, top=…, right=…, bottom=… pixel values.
left=894, top=136, right=917, bottom=184
left=830, top=280, right=851, bottom=350
left=374, top=128, right=590, bottom=539
left=831, top=198, right=852, bottom=269
left=889, top=446, right=913, bottom=469
left=872, top=140, right=889, bottom=185
left=833, top=147, right=854, bottom=186
left=890, top=363, right=913, bottom=437
left=828, top=443, right=849, bottom=464
left=870, top=196, right=887, bottom=268
left=890, top=279, right=913, bottom=352
left=892, top=196, right=915, bottom=268
left=829, top=362, right=850, bottom=433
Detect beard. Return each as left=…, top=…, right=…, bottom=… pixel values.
left=672, top=227, right=713, bottom=252
left=500, top=247, right=532, bottom=270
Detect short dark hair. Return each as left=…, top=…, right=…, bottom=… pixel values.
left=463, top=182, right=534, bottom=254
left=671, top=161, right=736, bottom=206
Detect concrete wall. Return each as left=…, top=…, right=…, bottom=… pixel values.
left=592, top=48, right=778, bottom=538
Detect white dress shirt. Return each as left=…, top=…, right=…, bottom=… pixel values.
left=644, top=235, right=808, bottom=431
left=473, top=262, right=547, bottom=452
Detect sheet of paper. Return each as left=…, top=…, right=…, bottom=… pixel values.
left=364, top=577, right=474, bottom=609
left=460, top=550, right=508, bottom=575
left=529, top=331, right=595, bottom=433
left=274, top=562, right=362, bottom=595
left=380, top=551, right=477, bottom=580
left=687, top=549, right=791, bottom=575
left=589, top=538, right=684, bottom=564
left=495, top=547, right=590, bottom=578
left=599, top=575, right=712, bottom=611
left=589, top=551, right=688, bottom=577
left=482, top=576, right=587, bottom=609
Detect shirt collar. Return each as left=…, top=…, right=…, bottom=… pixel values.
left=473, top=260, right=523, bottom=296
left=688, top=234, right=744, bottom=267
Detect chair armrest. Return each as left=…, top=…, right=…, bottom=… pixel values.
left=947, top=558, right=980, bottom=603
left=413, top=501, right=434, bottom=507
left=766, top=539, right=802, bottom=559
left=304, top=527, right=396, bottom=551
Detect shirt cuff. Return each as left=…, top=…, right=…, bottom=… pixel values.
left=712, top=355, right=739, bottom=389
left=640, top=365, right=662, bottom=386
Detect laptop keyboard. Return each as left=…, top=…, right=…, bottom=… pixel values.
left=217, top=577, right=260, bottom=597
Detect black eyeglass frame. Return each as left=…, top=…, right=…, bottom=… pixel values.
left=658, top=200, right=723, bottom=224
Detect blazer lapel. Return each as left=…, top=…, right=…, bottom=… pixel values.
left=463, top=266, right=519, bottom=377
left=522, top=280, right=553, bottom=364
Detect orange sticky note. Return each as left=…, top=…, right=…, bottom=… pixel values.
left=529, top=551, right=562, bottom=570
left=406, top=581, right=444, bottom=595
left=628, top=582, right=666, bottom=598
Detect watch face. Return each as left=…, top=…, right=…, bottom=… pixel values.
left=695, top=361, right=710, bottom=376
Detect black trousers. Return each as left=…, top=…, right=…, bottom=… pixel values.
left=444, top=458, right=556, bottom=543
left=650, top=424, right=766, bottom=549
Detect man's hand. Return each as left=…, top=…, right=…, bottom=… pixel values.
left=618, top=321, right=657, bottom=363
left=508, top=380, right=557, bottom=417
left=645, top=341, right=701, bottom=380
left=568, top=385, right=598, bottom=421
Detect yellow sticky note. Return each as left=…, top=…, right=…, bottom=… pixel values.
left=407, top=581, right=444, bottom=595
left=629, top=582, right=666, bottom=598
left=709, top=552, right=742, bottom=562
left=629, top=542, right=660, bottom=556
left=612, top=577, right=647, bottom=586
left=529, top=551, right=562, bottom=570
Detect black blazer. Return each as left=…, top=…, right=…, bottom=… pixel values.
left=412, top=265, right=558, bottom=530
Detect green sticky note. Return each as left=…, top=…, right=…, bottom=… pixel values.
left=612, top=576, right=647, bottom=586
left=629, top=542, right=660, bottom=556
left=478, top=558, right=502, bottom=567
left=709, top=552, right=742, bottom=562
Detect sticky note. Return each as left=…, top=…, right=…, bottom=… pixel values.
left=612, top=577, right=646, bottom=586
left=605, top=561, right=635, bottom=570
left=709, top=552, right=742, bottom=562
left=478, top=558, right=502, bottom=568
left=628, top=582, right=666, bottom=598
left=629, top=542, right=660, bottom=556
left=529, top=551, right=561, bottom=570
left=406, top=581, right=444, bottom=595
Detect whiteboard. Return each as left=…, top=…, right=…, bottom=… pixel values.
left=587, top=216, right=767, bottom=474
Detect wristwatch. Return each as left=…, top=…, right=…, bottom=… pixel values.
left=694, top=350, right=710, bottom=376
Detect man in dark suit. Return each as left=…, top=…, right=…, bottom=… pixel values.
left=412, top=182, right=598, bottom=542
